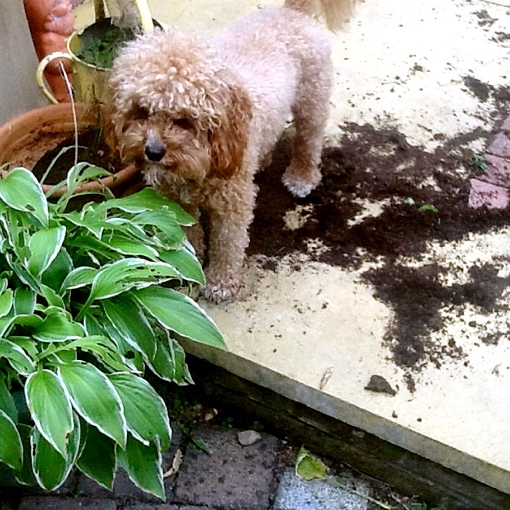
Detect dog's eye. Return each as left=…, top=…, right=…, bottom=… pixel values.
left=173, top=118, right=195, bottom=131
left=131, top=105, right=148, bottom=120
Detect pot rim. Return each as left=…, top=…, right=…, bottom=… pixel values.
left=0, top=102, right=140, bottom=197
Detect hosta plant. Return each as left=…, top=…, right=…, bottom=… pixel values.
left=0, top=164, right=225, bottom=499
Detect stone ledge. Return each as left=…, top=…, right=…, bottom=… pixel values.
left=187, top=355, right=510, bottom=510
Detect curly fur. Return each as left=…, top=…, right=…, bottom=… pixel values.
left=105, top=0, right=355, bottom=301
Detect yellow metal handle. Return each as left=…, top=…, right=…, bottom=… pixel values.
left=102, top=0, right=154, bottom=32
left=134, top=0, right=154, bottom=32
left=36, top=52, right=73, bottom=104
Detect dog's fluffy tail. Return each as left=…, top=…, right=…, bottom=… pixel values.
left=284, top=0, right=355, bottom=31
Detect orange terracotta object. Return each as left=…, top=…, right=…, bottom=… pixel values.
left=24, top=0, right=75, bottom=103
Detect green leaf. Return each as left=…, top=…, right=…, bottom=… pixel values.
left=8, top=313, right=44, bottom=331
left=25, top=370, right=73, bottom=457
left=61, top=266, right=98, bottom=291
left=0, top=340, right=35, bottom=376
left=41, top=249, right=74, bottom=291
left=6, top=260, right=41, bottom=296
left=31, top=424, right=80, bottom=491
left=109, top=373, right=171, bottom=450
left=65, top=334, right=132, bottom=373
left=0, top=409, right=23, bottom=470
left=190, top=436, right=211, bottom=454
left=57, top=162, right=111, bottom=201
left=58, top=362, right=126, bottom=448
left=13, top=423, right=35, bottom=486
left=133, top=287, right=226, bottom=349
left=65, top=207, right=106, bottom=238
left=105, top=234, right=160, bottom=259
left=27, top=226, right=66, bottom=277
left=295, top=446, right=327, bottom=480
left=101, top=294, right=156, bottom=360
left=0, top=168, right=48, bottom=227
left=118, top=435, right=165, bottom=500
left=82, top=314, right=143, bottom=372
left=472, top=153, right=488, bottom=173
left=33, top=311, right=85, bottom=343
left=418, top=203, right=439, bottom=213
left=131, top=210, right=186, bottom=247
left=13, top=288, right=36, bottom=315
left=66, top=235, right=122, bottom=264
left=0, top=289, right=13, bottom=317
left=83, top=258, right=179, bottom=310
left=0, top=378, right=18, bottom=422
left=77, top=421, right=116, bottom=490
left=100, top=188, right=195, bottom=225
left=160, top=248, right=205, bottom=285
left=148, top=335, right=191, bottom=384
left=39, top=283, right=66, bottom=308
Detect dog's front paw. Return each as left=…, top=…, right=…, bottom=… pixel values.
left=282, top=168, right=321, bottom=198
left=203, top=279, right=240, bottom=303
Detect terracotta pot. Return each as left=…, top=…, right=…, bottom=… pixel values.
left=0, top=103, right=139, bottom=197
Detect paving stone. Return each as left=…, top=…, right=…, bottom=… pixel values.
left=123, top=505, right=208, bottom=510
left=273, top=469, right=368, bottom=510
left=487, top=132, right=510, bottom=158
left=477, top=154, right=510, bottom=188
left=468, top=178, right=509, bottom=209
left=174, top=424, right=278, bottom=510
left=18, top=496, right=116, bottom=510
left=499, top=115, right=510, bottom=132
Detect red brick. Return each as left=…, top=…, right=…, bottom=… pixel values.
left=18, top=497, right=116, bottom=510
left=174, top=425, right=278, bottom=510
left=476, top=154, right=510, bottom=188
left=500, top=115, right=510, bottom=133
left=487, top=132, right=510, bottom=158
left=469, top=178, right=509, bottom=209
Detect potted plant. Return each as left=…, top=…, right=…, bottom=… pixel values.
left=0, top=162, right=225, bottom=497
left=0, top=102, right=140, bottom=196
left=35, top=0, right=155, bottom=104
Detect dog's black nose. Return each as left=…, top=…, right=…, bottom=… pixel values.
left=144, top=142, right=166, bottom=162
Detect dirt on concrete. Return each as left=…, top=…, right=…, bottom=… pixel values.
left=248, top=92, right=510, bottom=376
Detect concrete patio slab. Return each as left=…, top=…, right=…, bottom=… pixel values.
left=75, top=0, right=510, bottom=498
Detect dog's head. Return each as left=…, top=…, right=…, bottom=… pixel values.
left=104, top=30, right=252, bottom=195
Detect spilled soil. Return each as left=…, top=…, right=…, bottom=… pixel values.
left=247, top=116, right=510, bottom=377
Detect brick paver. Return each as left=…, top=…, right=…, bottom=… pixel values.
left=174, top=424, right=279, bottom=510
left=18, top=497, right=117, bottom=510
left=469, top=114, right=510, bottom=209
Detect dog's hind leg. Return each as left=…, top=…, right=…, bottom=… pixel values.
left=282, top=47, right=333, bottom=198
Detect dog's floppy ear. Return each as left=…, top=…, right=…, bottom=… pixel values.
left=208, top=84, right=252, bottom=178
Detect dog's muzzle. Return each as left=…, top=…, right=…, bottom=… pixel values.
left=144, top=140, right=166, bottom=162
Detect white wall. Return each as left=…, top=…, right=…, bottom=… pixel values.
left=0, top=2, right=47, bottom=124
